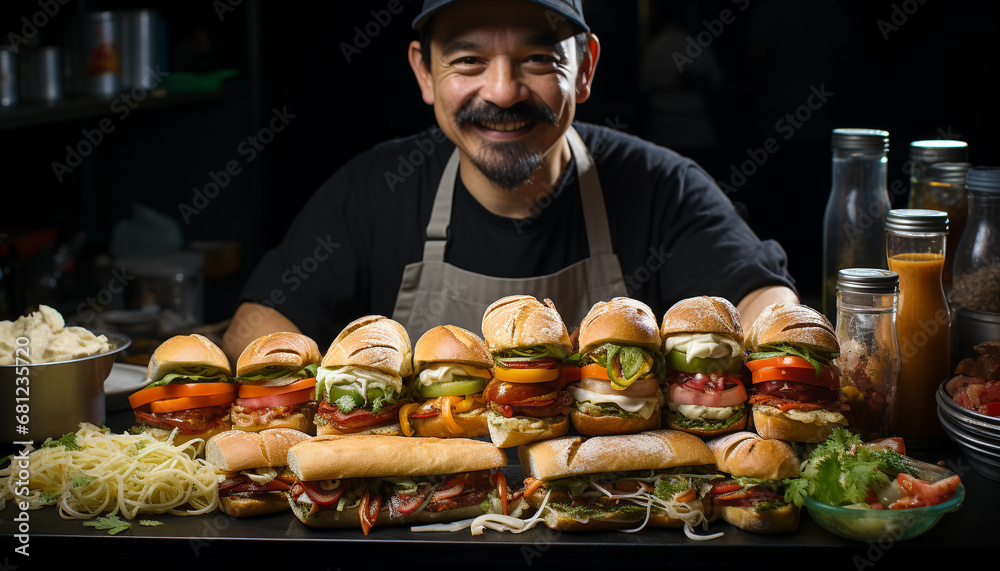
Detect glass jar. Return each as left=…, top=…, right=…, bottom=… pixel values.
left=885, top=209, right=950, bottom=443
left=835, top=268, right=901, bottom=441
left=908, top=139, right=969, bottom=204
left=951, top=166, right=1000, bottom=314
left=822, top=128, right=892, bottom=322
left=909, top=162, right=971, bottom=290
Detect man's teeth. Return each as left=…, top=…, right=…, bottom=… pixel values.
left=480, top=120, right=529, bottom=132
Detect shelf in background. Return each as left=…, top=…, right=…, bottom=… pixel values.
left=0, top=83, right=246, bottom=132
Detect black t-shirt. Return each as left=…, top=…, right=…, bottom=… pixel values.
left=240, top=122, right=796, bottom=348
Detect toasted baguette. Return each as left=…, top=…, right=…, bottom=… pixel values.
left=577, top=297, right=661, bottom=354
left=286, top=434, right=506, bottom=481
left=659, top=296, right=743, bottom=342
left=289, top=500, right=489, bottom=529
left=481, top=295, right=571, bottom=354
left=321, top=315, right=413, bottom=377
left=236, top=331, right=321, bottom=376
left=518, top=429, right=715, bottom=481
left=205, top=428, right=310, bottom=472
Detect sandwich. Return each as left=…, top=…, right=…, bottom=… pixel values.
left=399, top=325, right=492, bottom=438
left=660, top=296, right=749, bottom=437
left=231, top=331, right=322, bottom=433
left=313, top=315, right=413, bottom=436
left=568, top=297, right=665, bottom=435
left=704, top=431, right=801, bottom=534
left=480, top=295, right=574, bottom=448
left=128, top=333, right=236, bottom=450
left=744, top=303, right=849, bottom=443
left=515, top=429, right=720, bottom=535
left=205, top=428, right=310, bottom=517
left=286, top=434, right=513, bottom=534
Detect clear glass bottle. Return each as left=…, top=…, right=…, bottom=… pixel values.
left=822, top=128, right=891, bottom=322
left=885, top=209, right=950, bottom=444
left=835, top=268, right=901, bottom=441
left=951, top=166, right=1000, bottom=314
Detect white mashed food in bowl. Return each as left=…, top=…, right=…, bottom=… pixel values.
left=0, top=305, right=111, bottom=365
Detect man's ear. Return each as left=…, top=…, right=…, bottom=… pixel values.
left=575, top=33, right=600, bottom=104
left=408, top=40, right=435, bottom=105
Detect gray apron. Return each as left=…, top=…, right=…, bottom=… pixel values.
left=392, top=127, right=628, bottom=343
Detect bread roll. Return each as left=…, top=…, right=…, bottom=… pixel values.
left=236, top=331, right=322, bottom=376
left=321, top=315, right=413, bottom=377
left=518, top=429, right=715, bottom=481
left=570, top=404, right=662, bottom=436
left=486, top=410, right=569, bottom=448
left=751, top=407, right=844, bottom=444
left=744, top=303, right=838, bottom=354
left=286, top=434, right=506, bottom=481
left=413, top=325, right=491, bottom=371
left=288, top=501, right=490, bottom=529
left=205, top=428, right=309, bottom=472
left=704, top=431, right=800, bottom=480
left=147, top=333, right=231, bottom=381
left=481, top=295, right=571, bottom=353
left=578, top=297, right=661, bottom=354
left=659, top=296, right=743, bottom=342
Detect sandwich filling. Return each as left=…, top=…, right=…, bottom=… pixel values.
left=130, top=365, right=235, bottom=435
left=314, top=365, right=404, bottom=432
left=289, top=469, right=512, bottom=535
left=231, top=364, right=319, bottom=429
left=662, top=334, right=747, bottom=431
left=746, top=344, right=848, bottom=421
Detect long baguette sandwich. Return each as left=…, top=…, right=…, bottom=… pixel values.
left=569, top=297, right=665, bottom=435
left=512, top=430, right=721, bottom=536
left=704, top=431, right=801, bottom=534
left=313, top=315, right=413, bottom=436
left=286, top=434, right=513, bottom=534
left=206, top=428, right=310, bottom=517
left=480, top=295, right=575, bottom=448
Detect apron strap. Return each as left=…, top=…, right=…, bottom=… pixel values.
left=422, top=126, right=612, bottom=261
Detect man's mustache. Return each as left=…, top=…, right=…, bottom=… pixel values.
left=455, top=100, right=558, bottom=128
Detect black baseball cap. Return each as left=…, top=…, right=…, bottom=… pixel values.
left=412, top=0, right=590, bottom=32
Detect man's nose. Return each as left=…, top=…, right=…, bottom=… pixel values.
left=478, top=59, right=529, bottom=108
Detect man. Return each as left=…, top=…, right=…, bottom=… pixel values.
left=222, top=0, right=798, bottom=362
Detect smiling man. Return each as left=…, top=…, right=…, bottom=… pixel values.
left=223, top=0, right=799, bottom=369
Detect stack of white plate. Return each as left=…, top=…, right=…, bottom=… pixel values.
left=936, top=377, right=1000, bottom=482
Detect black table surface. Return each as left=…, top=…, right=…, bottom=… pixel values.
left=1, top=409, right=995, bottom=569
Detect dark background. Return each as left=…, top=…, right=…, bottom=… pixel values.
left=2, top=0, right=998, bottom=327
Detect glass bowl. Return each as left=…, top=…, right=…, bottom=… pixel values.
left=803, top=484, right=965, bottom=542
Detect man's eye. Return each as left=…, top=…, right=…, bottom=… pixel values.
left=453, top=56, right=481, bottom=66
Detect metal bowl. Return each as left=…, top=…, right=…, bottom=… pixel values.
left=0, top=331, right=131, bottom=443
left=936, top=377, right=1000, bottom=481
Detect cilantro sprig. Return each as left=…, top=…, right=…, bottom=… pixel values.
left=783, top=428, right=911, bottom=508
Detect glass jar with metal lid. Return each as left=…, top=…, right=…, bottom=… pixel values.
left=908, top=139, right=969, bottom=201
left=835, top=268, right=901, bottom=441
left=885, top=209, right=950, bottom=443
left=951, top=166, right=1000, bottom=314
left=822, top=128, right=892, bottom=322
left=909, top=161, right=972, bottom=290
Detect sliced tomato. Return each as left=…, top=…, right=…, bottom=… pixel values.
left=711, top=481, right=744, bottom=496
left=318, top=401, right=400, bottom=430
left=234, top=387, right=314, bottom=409
left=238, top=377, right=316, bottom=399
left=669, top=377, right=746, bottom=408
left=494, top=366, right=560, bottom=383
left=745, top=355, right=816, bottom=371
left=129, top=382, right=236, bottom=410
left=580, top=363, right=611, bottom=381
left=149, top=390, right=237, bottom=413
left=750, top=363, right=839, bottom=389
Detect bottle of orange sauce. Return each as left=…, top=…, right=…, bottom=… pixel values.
left=885, top=209, right=951, bottom=445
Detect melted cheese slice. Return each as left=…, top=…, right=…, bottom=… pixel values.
left=316, top=365, right=402, bottom=398
left=663, top=333, right=741, bottom=360
left=567, top=385, right=664, bottom=419
left=416, top=363, right=489, bottom=386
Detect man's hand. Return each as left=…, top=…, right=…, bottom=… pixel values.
left=736, top=285, right=799, bottom=332
left=221, top=302, right=302, bottom=366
